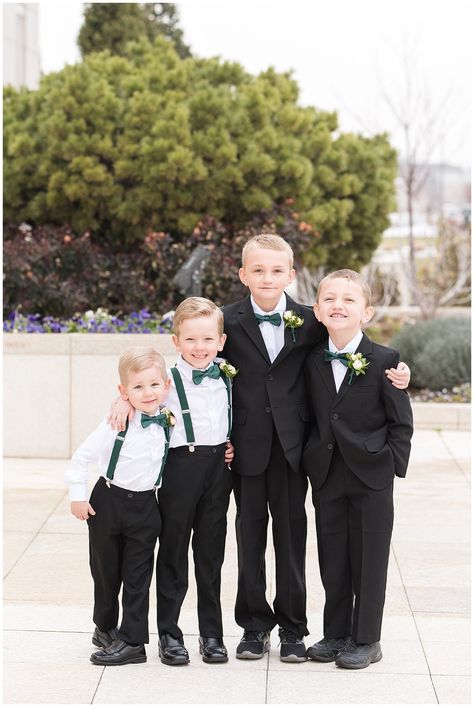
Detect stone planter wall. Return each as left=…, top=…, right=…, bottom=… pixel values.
left=3, top=334, right=471, bottom=458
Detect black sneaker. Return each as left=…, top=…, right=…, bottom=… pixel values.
left=235, top=630, right=271, bottom=659
left=278, top=628, right=307, bottom=663
left=306, top=636, right=350, bottom=662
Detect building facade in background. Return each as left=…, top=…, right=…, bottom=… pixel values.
left=3, top=3, right=40, bottom=89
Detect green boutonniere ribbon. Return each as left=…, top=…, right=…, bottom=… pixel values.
left=283, top=310, right=304, bottom=342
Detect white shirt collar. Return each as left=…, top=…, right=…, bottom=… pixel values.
left=251, top=292, right=287, bottom=316
left=328, top=330, right=363, bottom=354
left=131, top=407, right=161, bottom=427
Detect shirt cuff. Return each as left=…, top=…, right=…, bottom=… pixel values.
left=69, top=483, right=89, bottom=502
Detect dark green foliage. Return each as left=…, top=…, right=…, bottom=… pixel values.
left=78, top=3, right=191, bottom=59
left=4, top=39, right=396, bottom=270
left=391, top=318, right=471, bottom=389
left=3, top=205, right=310, bottom=317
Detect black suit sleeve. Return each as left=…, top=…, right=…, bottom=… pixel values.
left=382, top=350, right=414, bottom=478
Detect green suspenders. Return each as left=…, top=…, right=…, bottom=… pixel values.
left=170, top=365, right=232, bottom=452
left=105, top=418, right=171, bottom=489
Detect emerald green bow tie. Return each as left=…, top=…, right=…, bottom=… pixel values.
left=141, top=412, right=170, bottom=429
left=324, top=349, right=349, bottom=366
left=192, top=363, right=221, bottom=385
left=255, top=312, right=282, bottom=326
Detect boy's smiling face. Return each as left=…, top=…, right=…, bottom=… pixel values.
left=172, top=314, right=226, bottom=370
left=239, top=247, right=295, bottom=311
left=118, top=365, right=170, bottom=415
left=314, top=277, right=374, bottom=347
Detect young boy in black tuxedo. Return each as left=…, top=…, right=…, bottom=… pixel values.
left=222, top=236, right=411, bottom=662
left=303, top=269, right=413, bottom=669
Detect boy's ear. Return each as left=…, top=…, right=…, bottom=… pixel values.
left=362, top=306, right=374, bottom=324
left=238, top=267, right=248, bottom=286
left=313, top=303, right=321, bottom=321
left=171, top=334, right=180, bottom=351
left=117, top=383, right=129, bottom=400
left=217, top=333, right=227, bottom=351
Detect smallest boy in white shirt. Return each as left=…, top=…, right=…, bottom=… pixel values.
left=65, top=347, right=175, bottom=667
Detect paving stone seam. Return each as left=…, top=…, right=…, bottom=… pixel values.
left=439, top=430, right=471, bottom=486
left=3, top=489, right=69, bottom=581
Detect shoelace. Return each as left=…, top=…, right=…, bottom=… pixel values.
left=243, top=630, right=263, bottom=641
left=278, top=629, right=300, bottom=644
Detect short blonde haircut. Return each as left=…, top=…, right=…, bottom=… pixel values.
left=173, top=296, right=224, bottom=338
left=317, top=269, right=372, bottom=306
left=242, top=234, right=294, bottom=268
left=118, top=347, right=167, bottom=385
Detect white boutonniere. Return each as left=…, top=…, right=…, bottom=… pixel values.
left=219, top=359, right=239, bottom=379
left=345, top=352, right=370, bottom=385
left=283, top=310, right=304, bottom=342
left=160, top=407, right=177, bottom=427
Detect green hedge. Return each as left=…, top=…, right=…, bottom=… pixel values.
left=391, top=317, right=471, bottom=389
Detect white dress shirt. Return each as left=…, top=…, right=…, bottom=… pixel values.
left=167, top=356, right=229, bottom=448
left=328, top=330, right=363, bottom=392
left=251, top=292, right=286, bottom=363
left=65, top=408, right=168, bottom=501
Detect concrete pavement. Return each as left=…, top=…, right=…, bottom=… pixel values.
left=3, top=428, right=471, bottom=704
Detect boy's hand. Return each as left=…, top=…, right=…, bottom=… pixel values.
left=70, top=501, right=96, bottom=521
left=107, top=396, right=134, bottom=431
left=225, top=441, right=234, bottom=464
left=385, top=361, right=411, bottom=390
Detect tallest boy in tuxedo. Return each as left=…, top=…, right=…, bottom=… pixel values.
left=222, top=235, right=411, bottom=662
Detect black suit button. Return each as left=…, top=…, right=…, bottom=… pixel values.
left=265, top=406, right=271, bottom=413
left=267, top=374, right=274, bottom=381
left=327, top=443, right=333, bottom=450
left=332, top=413, right=339, bottom=420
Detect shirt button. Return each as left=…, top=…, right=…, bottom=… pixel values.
left=327, top=443, right=333, bottom=450
left=332, top=413, right=339, bottom=420
left=265, top=406, right=271, bottom=413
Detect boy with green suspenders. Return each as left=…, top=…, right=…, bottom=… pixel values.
left=65, top=347, right=174, bottom=666
left=109, top=297, right=236, bottom=665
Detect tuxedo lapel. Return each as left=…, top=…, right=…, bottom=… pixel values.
left=311, top=344, right=337, bottom=399
left=236, top=296, right=271, bottom=364
left=335, top=333, right=373, bottom=405
left=271, top=294, right=303, bottom=367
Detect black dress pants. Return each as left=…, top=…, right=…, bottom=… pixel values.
left=87, top=476, right=161, bottom=645
left=311, top=447, right=394, bottom=644
left=233, top=427, right=309, bottom=637
left=156, top=444, right=233, bottom=639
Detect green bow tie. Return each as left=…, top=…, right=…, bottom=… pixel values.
left=141, top=412, right=171, bottom=429
left=192, top=363, right=221, bottom=385
left=255, top=312, right=282, bottom=326
left=324, top=349, right=349, bottom=366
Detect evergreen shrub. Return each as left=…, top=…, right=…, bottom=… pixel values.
left=391, top=318, right=471, bottom=389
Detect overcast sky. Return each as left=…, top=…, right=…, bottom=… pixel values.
left=38, top=0, right=471, bottom=168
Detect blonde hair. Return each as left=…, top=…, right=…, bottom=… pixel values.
left=118, top=347, right=167, bottom=385
left=242, top=234, right=294, bottom=268
left=173, top=296, right=224, bottom=337
left=317, top=269, right=372, bottom=306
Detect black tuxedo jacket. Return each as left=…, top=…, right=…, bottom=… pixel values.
left=222, top=293, right=326, bottom=477
left=302, top=333, right=413, bottom=491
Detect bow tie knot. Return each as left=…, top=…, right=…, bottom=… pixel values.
left=255, top=312, right=282, bottom=327
left=324, top=349, right=350, bottom=367
left=192, top=363, right=221, bottom=385
left=141, top=412, right=170, bottom=429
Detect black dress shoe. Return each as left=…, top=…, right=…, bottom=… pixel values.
left=199, top=636, right=228, bottom=663
left=335, top=640, right=383, bottom=669
left=306, top=636, right=350, bottom=662
left=92, top=626, right=119, bottom=649
left=158, top=634, right=190, bottom=666
left=90, top=639, right=146, bottom=666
